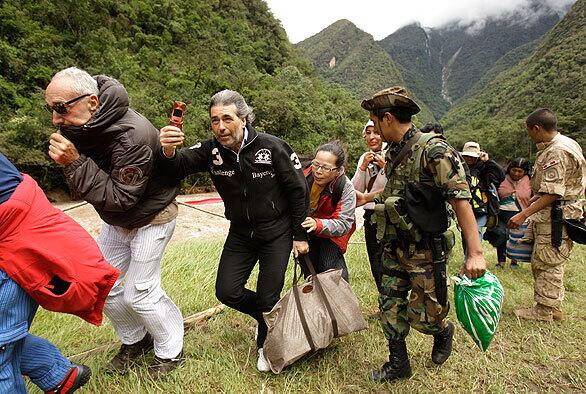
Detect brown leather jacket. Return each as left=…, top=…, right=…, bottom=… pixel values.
left=61, top=76, right=180, bottom=229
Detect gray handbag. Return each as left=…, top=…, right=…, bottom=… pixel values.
left=262, top=255, right=368, bottom=373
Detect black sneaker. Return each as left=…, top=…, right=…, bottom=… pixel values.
left=45, top=363, right=91, bottom=393
left=148, top=351, right=185, bottom=379
left=106, top=332, right=154, bottom=374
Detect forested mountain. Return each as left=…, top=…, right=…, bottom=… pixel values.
left=464, top=39, right=541, bottom=101
left=0, top=0, right=366, bottom=190
left=296, top=20, right=436, bottom=124
left=379, top=2, right=564, bottom=118
left=442, top=0, right=585, bottom=160
left=377, top=24, right=448, bottom=117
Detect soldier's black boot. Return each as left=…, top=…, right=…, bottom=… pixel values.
left=432, top=321, right=454, bottom=365
left=369, top=339, right=412, bottom=382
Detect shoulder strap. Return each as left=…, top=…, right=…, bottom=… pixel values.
left=330, top=175, right=346, bottom=208
left=292, top=258, right=316, bottom=350
left=410, top=132, right=445, bottom=181
left=387, top=131, right=422, bottom=176
left=366, top=174, right=377, bottom=192
left=295, top=255, right=340, bottom=338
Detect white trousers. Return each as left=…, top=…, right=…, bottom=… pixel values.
left=99, top=220, right=184, bottom=359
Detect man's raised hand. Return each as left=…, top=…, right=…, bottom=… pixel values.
left=48, top=133, right=80, bottom=166
left=160, top=125, right=184, bottom=158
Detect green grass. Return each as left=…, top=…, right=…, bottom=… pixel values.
left=29, top=233, right=586, bottom=393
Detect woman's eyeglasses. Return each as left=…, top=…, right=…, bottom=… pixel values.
left=311, top=161, right=338, bottom=173
left=45, top=94, right=91, bottom=115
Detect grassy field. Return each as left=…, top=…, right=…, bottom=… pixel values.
left=29, top=232, right=586, bottom=393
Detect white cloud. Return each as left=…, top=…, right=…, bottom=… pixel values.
left=264, top=0, right=576, bottom=43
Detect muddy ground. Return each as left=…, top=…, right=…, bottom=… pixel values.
left=55, top=193, right=366, bottom=244
left=55, top=193, right=230, bottom=244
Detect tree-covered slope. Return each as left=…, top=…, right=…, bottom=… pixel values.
left=379, top=2, right=563, bottom=118
left=440, top=11, right=561, bottom=105
left=442, top=0, right=585, bottom=160
left=464, top=39, right=541, bottom=100
left=0, top=0, right=366, bottom=190
left=296, top=19, right=435, bottom=124
left=378, top=23, right=449, bottom=118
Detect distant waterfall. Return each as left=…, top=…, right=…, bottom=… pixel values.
left=441, top=47, right=461, bottom=105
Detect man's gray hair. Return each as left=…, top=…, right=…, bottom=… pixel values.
left=209, top=89, right=255, bottom=124
left=51, top=67, right=99, bottom=96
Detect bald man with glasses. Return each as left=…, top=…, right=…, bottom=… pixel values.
left=46, top=67, right=184, bottom=378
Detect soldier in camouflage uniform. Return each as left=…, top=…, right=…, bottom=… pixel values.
left=509, top=108, right=586, bottom=322
left=361, top=87, right=487, bottom=382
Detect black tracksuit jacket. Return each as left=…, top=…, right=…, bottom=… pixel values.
left=158, top=126, right=309, bottom=242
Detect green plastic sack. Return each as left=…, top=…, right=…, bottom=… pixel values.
left=452, top=271, right=504, bottom=351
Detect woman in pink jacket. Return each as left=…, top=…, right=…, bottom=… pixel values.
left=351, top=120, right=386, bottom=289
left=495, top=158, right=532, bottom=268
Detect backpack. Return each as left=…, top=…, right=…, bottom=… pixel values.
left=484, top=183, right=500, bottom=230
left=305, top=170, right=345, bottom=208
left=469, top=171, right=500, bottom=230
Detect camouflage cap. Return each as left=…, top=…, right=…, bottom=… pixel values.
left=361, top=86, right=420, bottom=115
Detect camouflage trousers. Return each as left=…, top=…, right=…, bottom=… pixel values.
left=378, top=242, right=449, bottom=341
left=532, top=222, right=573, bottom=309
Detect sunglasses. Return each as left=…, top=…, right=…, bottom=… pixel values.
left=45, top=94, right=91, bottom=115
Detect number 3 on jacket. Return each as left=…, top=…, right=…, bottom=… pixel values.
left=290, top=153, right=302, bottom=169
left=212, top=147, right=223, bottom=166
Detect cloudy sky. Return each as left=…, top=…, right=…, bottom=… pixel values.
left=264, top=0, right=576, bottom=43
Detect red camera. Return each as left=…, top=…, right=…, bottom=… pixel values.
left=169, top=101, right=186, bottom=129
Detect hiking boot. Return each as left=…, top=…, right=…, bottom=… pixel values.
left=510, top=260, right=519, bottom=269
left=148, top=351, right=185, bottom=379
left=106, top=332, right=154, bottom=374
left=432, top=321, right=454, bottom=365
left=45, top=363, right=91, bottom=394
left=514, top=305, right=553, bottom=322
left=369, top=339, right=412, bottom=382
left=495, top=262, right=504, bottom=269
left=257, top=348, right=271, bottom=372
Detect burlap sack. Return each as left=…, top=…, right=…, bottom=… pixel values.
left=263, top=257, right=368, bottom=374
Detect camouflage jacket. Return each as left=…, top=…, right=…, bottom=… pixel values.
left=531, top=133, right=586, bottom=223
left=374, top=125, right=471, bottom=244
left=382, top=125, right=471, bottom=201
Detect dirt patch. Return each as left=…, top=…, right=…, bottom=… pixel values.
left=55, top=193, right=230, bottom=244
left=54, top=193, right=365, bottom=244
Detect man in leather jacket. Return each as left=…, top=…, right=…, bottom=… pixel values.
left=46, top=67, right=184, bottom=378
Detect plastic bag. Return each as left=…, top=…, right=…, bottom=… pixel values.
left=452, top=271, right=504, bottom=351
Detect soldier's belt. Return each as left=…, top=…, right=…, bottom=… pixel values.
left=380, top=267, right=410, bottom=280
left=557, top=199, right=578, bottom=205
left=379, top=287, right=409, bottom=299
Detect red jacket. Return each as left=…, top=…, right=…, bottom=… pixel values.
left=0, top=174, right=119, bottom=326
left=305, top=168, right=356, bottom=253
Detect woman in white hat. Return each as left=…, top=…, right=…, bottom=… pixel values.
left=351, top=120, right=387, bottom=290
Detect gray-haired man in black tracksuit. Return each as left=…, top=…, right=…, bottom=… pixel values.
left=158, top=89, right=309, bottom=372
